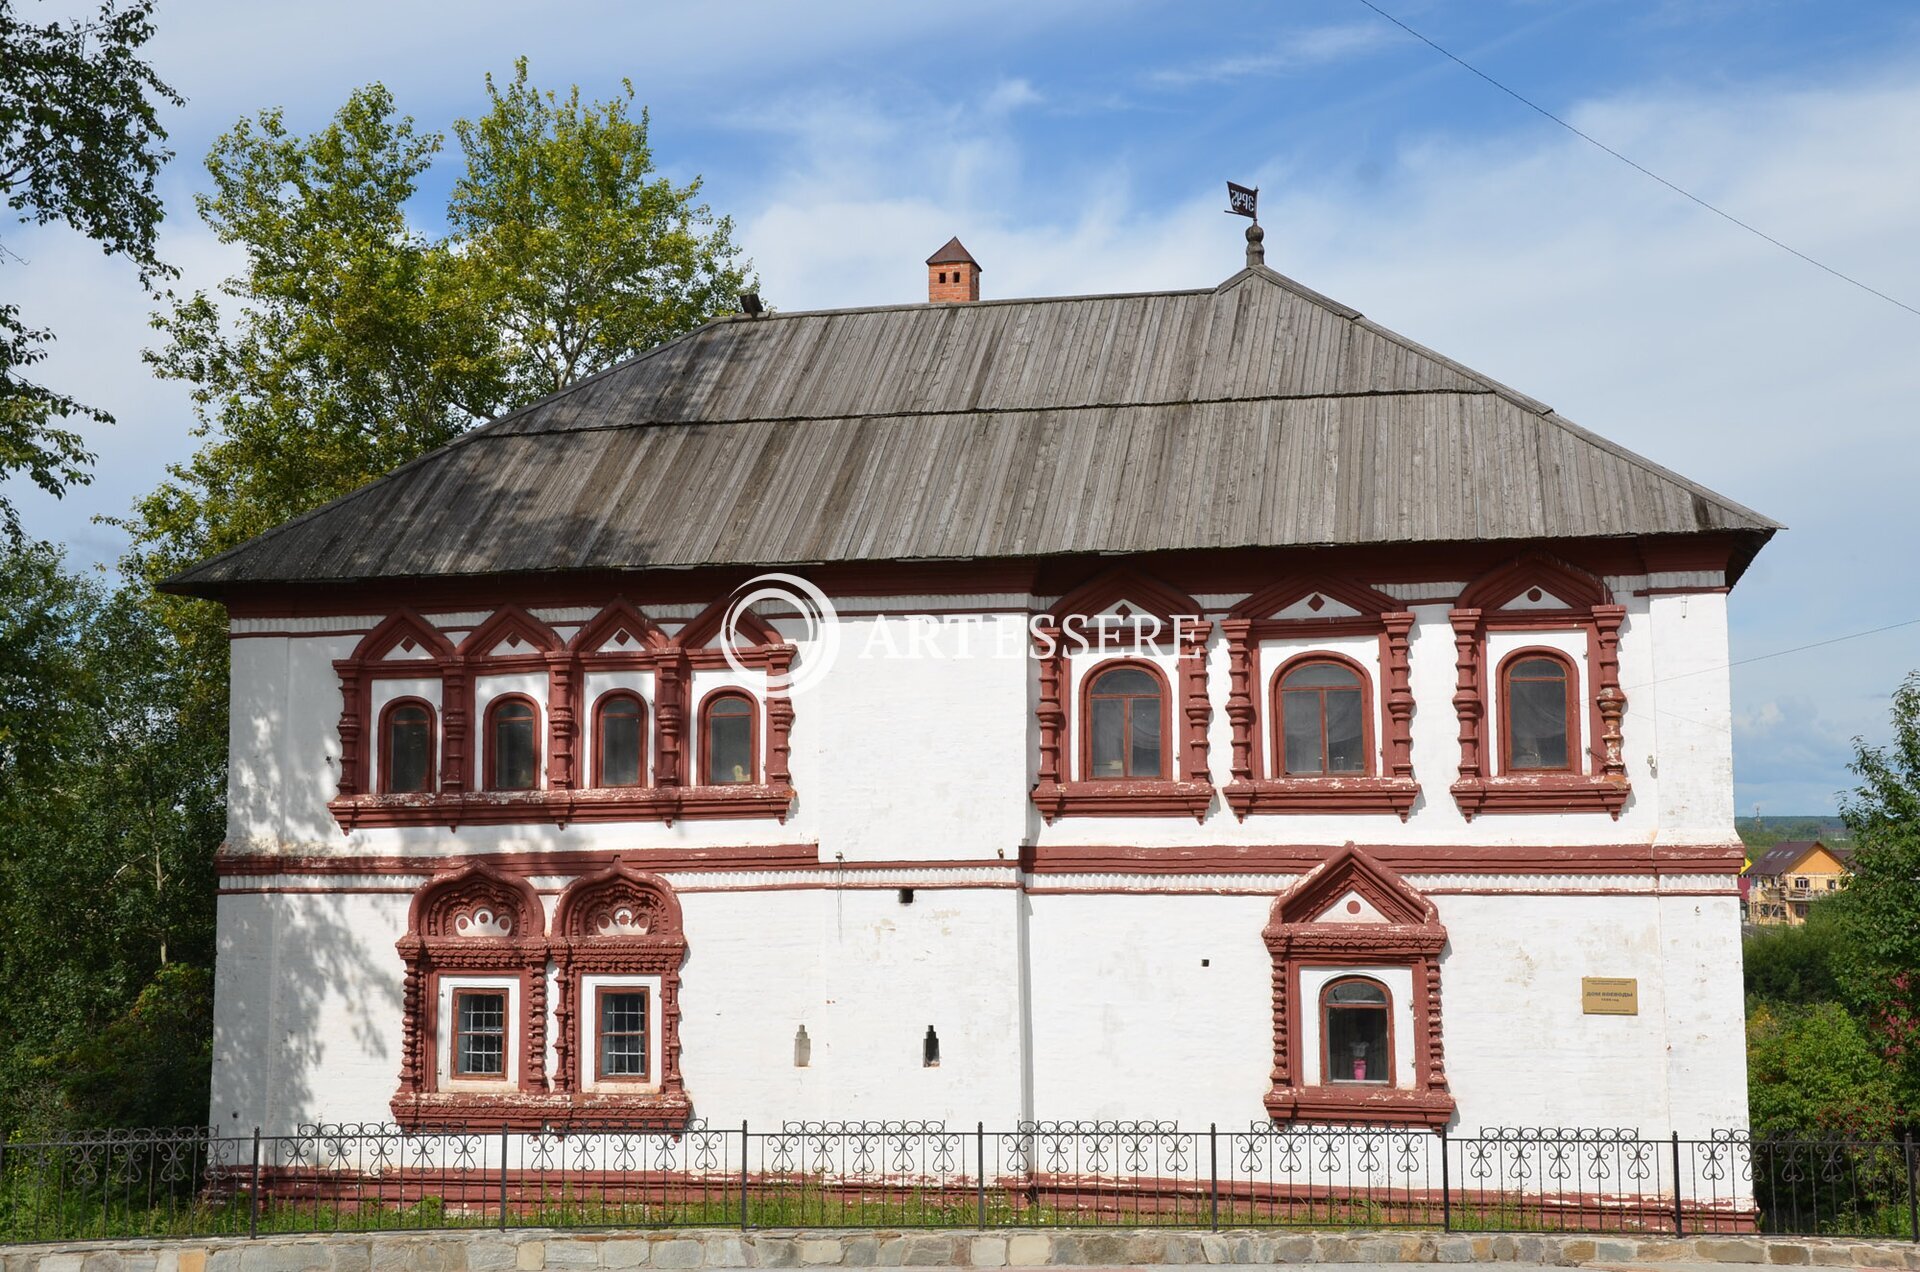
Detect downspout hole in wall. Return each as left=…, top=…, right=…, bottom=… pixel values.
left=923, top=1025, right=940, bottom=1067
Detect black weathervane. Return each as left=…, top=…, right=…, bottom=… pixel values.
left=1227, top=181, right=1265, bottom=267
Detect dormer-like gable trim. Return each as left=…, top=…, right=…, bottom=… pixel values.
left=1271, top=843, right=1438, bottom=932
left=569, top=598, right=672, bottom=659
left=1457, top=552, right=1609, bottom=614
left=350, top=608, right=456, bottom=664
left=459, top=604, right=564, bottom=661
left=1050, top=566, right=1202, bottom=626
left=1230, top=574, right=1400, bottom=623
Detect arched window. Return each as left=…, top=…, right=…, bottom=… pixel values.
left=702, top=692, right=757, bottom=786
left=1084, top=663, right=1167, bottom=780
left=1277, top=658, right=1369, bottom=776
left=486, top=696, right=540, bottom=791
left=379, top=698, right=436, bottom=794
left=1501, top=651, right=1576, bottom=773
left=1321, top=977, right=1392, bottom=1085
left=592, top=692, right=647, bottom=788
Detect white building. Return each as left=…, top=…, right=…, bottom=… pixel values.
left=168, top=235, right=1776, bottom=1144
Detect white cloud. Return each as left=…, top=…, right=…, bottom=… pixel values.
left=1145, top=22, right=1401, bottom=87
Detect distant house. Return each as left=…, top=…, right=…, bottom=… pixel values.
left=1743, top=841, right=1852, bottom=925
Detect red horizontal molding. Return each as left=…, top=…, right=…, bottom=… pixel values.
left=1022, top=842, right=1744, bottom=876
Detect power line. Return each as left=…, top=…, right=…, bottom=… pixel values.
left=1350, top=0, right=1920, bottom=321
left=1625, top=614, right=1920, bottom=697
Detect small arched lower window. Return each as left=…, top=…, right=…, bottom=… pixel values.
left=702, top=692, right=756, bottom=785
left=380, top=699, right=436, bottom=794
left=1278, top=659, right=1368, bottom=776
left=1321, top=977, right=1391, bottom=1085
left=487, top=696, right=540, bottom=791
left=1086, top=664, right=1166, bottom=780
left=593, top=692, right=646, bottom=788
left=1502, top=652, right=1575, bottom=773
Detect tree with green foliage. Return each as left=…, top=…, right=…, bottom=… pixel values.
left=0, top=543, right=220, bottom=1132
left=1833, top=670, right=1920, bottom=1119
left=1742, top=895, right=1850, bottom=1011
left=0, top=0, right=179, bottom=534
left=1747, top=1002, right=1900, bottom=1139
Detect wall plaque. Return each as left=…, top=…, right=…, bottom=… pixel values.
left=1582, top=977, right=1638, bottom=1015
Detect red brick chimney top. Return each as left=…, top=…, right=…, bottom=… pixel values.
left=927, top=237, right=981, bottom=303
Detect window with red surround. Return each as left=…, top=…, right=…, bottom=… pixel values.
left=1446, top=555, right=1630, bottom=819
left=328, top=597, right=794, bottom=829
left=1264, top=845, right=1454, bottom=1128
left=699, top=690, right=759, bottom=785
left=391, top=863, right=549, bottom=1128
left=1030, top=567, right=1213, bottom=821
left=378, top=697, right=437, bottom=795
left=1221, top=576, right=1418, bottom=820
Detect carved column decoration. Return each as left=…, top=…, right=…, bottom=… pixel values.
left=522, top=962, right=549, bottom=1093
left=551, top=951, right=576, bottom=1093
left=1220, top=619, right=1256, bottom=784
left=545, top=655, right=578, bottom=790
left=1591, top=604, right=1628, bottom=783
left=1179, top=620, right=1213, bottom=783
left=1270, top=938, right=1290, bottom=1087
left=440, top=665, right=471, bottom=794
left=395, top=949, right=424, bottom=1094
left=1423, top=956, right=1449, bottom=1093
left=654, top=647, right=688, bottom=788
left=1033, top=625, right=1065, bottom=788
left=1448, top=609, right=1484, bottom=786
left=334, top=662, right=365, bottom=798
left=765, top=645, right=796, bottom=786
left=1382, top=612, right=1416, bottom=784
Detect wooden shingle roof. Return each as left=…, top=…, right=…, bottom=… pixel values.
left=163, top=265, right=1778, bottom=597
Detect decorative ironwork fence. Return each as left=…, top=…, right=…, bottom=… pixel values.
left=1, top=1122, right=1914, bottom=1245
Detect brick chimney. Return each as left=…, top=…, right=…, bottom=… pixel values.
left=926, top=237, right=981, bottom=303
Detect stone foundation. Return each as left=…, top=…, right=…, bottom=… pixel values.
left=4, top=1229, right=1918, bottom=1271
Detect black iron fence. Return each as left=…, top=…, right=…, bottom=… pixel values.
left=1, top=1122, right=1914, bottom=1245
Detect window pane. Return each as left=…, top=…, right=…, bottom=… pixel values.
left=490, top=702, right=538, bottom=790
left=1326, top=1004, right=1389, bottom=1083
left=387, top=706, right=431, bottom=793
left=600, top=991, right=649, bottom=1078
left=1130, top=694, right=1162, bottom=778
left=1285, top=662, right=1359, bottom=689
left=707, top=700, right=753, bottom=784
left=1282, top=691, right=1325, bottom=775
left=456, top=992, right=506, bottom=1077
left=599, top=699, right=642, bottom=787
left=1091, top=667, right=1157, bottom=696
left=1090, top=697, right=1125, bottom=777
left=1324, top=688, right=1365, bottom=773
left=1328, top=979, right=1387, bottom=1005
left=1508, top=671, right=1570, bottom=770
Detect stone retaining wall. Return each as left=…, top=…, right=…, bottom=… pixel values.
left=5, top=1229, right=1919, bottom=1271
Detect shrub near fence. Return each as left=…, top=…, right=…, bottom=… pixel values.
left=0, top=1122, right=1915, bottom=1245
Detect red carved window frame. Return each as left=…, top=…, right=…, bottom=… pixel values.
left=1079, top=660, right=1172, bottom=781
left=377, top=696, right=438, bottom=795
left=1318, top=976, right=1393, bottom=1086
left=484, top=693, right=543, bottom=791
left=1221, top=576, right=1417, bottom=820
left=699, top=689, right=760, bottom=786
left=327, top=597, right=794, bottom=829
left=392, top=863, right=550, bottom=1130
left=1447, top=554, right=1630, bottom=819
left=1030, top=567, right=1213, bottom=822
left=1272, top=653, right=1374, bottom=778
left=1264, top=845, right=1454, bottom=1129
left=450, top=987, right=510, bottom=1081
left=590, top=691, right=648, bottom=789
left=592, top=985, right=652, bottom=1083
left=1497, top=648, right=1578, bottom=775
left=550, top=861, right=692, bottom=1125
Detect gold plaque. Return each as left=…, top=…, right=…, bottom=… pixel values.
left=1582, top=977, right=1639, bottom=1015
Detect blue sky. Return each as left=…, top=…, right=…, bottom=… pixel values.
left=8, top=0, right=1919, bottom=814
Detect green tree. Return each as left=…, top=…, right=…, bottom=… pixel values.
left=0, top=544, right=220, bottom=1132
left=1747, top=1002, right=1899, bottom=1139
left=1, top=0, right=179, bottom=533
left=1743, top=894, right=1849, bottom=1010
left=1834, top=670, right=1920, bottom=1116
left=448, top=58, right=750, bottom=400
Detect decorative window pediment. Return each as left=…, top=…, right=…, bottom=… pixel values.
left=1264, top=845, right=1454, bottom=1128
left=458, top=604, right=563, bottom=663
left=569, top=598, right=670, bottom=660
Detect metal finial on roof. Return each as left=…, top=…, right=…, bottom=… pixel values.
left=1245, top=222, right=1265, bottom=268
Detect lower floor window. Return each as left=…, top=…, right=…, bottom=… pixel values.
left=597, top=988, right=651, bottom=1080
left=454, top=989, right=507, bottom=1079
left=1322, top=977, right=1391, bottom=1084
